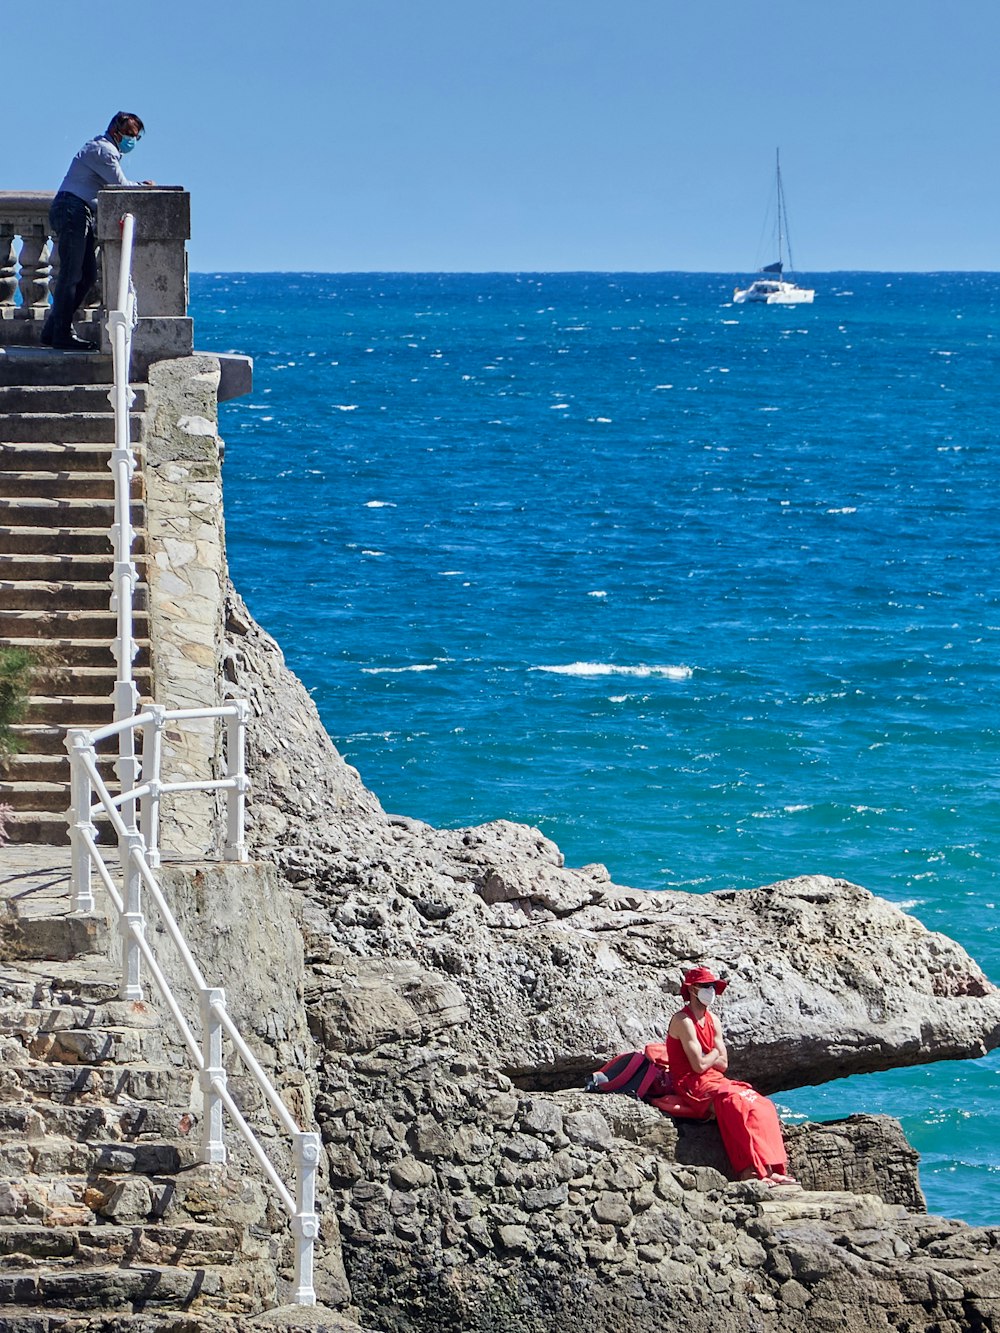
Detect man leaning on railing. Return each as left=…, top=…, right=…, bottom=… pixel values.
left=41, top=111, right=156, bottom=351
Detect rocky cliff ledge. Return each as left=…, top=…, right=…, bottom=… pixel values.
left=212, top=583, right=1000, bottom=1333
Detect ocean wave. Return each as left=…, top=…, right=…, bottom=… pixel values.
left=365, top=500, right=396, bottom=508
left=361, top=664, right=439, bottom=674
left=531, top=662, right=692, bottom=680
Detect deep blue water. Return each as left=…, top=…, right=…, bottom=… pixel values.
left=192, top=271, right=1000, bottom=1225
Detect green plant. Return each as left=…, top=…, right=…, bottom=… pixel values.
left=0, top=646, right=35, bottom=759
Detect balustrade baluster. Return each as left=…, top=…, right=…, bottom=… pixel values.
left=17, top=226, right=53, bottom=315
left=0, top=225, right=18, bottom=312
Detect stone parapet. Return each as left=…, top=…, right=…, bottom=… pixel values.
left=97, top=186, right=193, bottom=373
left=0, top=190, right=100, bottom=343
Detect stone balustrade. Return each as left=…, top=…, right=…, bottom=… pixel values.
left=0, top=191, right=101, bottom=343
left=0, top=187, right=193, bottom=372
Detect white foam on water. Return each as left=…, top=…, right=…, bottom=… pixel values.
left=595, top=417, right=613, bottom=423
left=440, top=570, right=463, bottom=576
left=365, top=500, right=396, bottom=508
left=361, top=549, right=385, bottom=556
left=654, top=384, right=674, bottom=390
left=361, top=664, right=439, bottom=675
left=609, top=695, right=628, bottom=703
left=588, top=590, right=607, bottom=598
left=783, top=804, right=811, bottom=814
left=334, top=404, right=358, bottom=411
left=826, top=507, right=858, bottom=514
left=531, top=662, right=692, bottom=680
left=550, top=402, right=570, bottom=409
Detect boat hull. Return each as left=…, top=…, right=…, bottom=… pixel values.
left=733, top=282, right=815, bottom=305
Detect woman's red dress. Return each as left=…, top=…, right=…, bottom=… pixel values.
left=665, top=1005, right=788, bottom=1179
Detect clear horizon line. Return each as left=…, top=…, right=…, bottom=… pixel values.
left=192, top=267, right=1000, bottom=277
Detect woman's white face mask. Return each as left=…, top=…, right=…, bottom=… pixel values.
left=695, top=986, right=717, bottom=1007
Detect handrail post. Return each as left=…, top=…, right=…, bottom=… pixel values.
left=224, top=701, right=250, bottom=862
left=290, top=1131, right=321, bottom=1306
left=65, top=729, right=96, bottom=913
left=201, top=989, right=228, bottom=1164
left=140, top=705, right=166, bottom=867
left=121, top=831, right=145, bottom=1001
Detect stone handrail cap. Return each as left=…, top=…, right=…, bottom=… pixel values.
left=0, top=191, right=56, bottom=228
left=97, top=187, right=191, bottom=242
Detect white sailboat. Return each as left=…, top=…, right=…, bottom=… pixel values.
left=733, top=150, right=814, bottom=305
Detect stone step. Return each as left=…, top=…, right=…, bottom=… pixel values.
left=2, top=497, right=144, bottom=529
left=18, top=663, right=151, bottom=692
left=8, top=723, right=123, bottom=756
left=0, top=900, right=109, bottom=961
left=0, top=526, right=146, bottom=557
left=0, top=1257, right=266, bottom=1313
left=0, top=609, right=149, bottom=639
left=0, top=1099, right=189, bottom=1146
left=3, top=1135, right=196, bottom=1180
left=0, top=1222, right=243, bottom=1270
left=0, top=551, right=113, bottom=576
left=0, top=350, right=113, bottom=387
left=0, top=1062, right=191, bottom=1107
left=22, top=696, right=118, bottom=726
left=0, top=997, right=160, bottom=1037
left=0, top=1305, right=257, bottom=1332
left=0, top=1159, right=270, bottom=1232
left=0, top=781, right=74, bottom=812
left=0, top=471, right=143, bottom=501
left=3, top=640, right=150, bottom=670
left=0, top=957, right=123, bottom=1008
left=0, top=553, right=146, bottom=582
left=0, top=580, right=148, bottom=612
left=1, top=752, right=122, bottom=787
left=0, top=385, right=145, bottom=414
left=19, top=1024, right=167, bottom=1068
left=0, top=442, right=144, bottom=473
left=0, top=811, right=72, bottom=845
left=0, top=413, right=144, bottom=445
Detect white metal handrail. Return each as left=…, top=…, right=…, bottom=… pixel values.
left=65, top=733, right=320, bottom=1305
left=65, top=212, right=322, bottom=1306
left=69, top=702, right=249, bottom=872
left=106, top=212, right=140, bottom=825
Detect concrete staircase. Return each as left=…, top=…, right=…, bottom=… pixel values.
left=0, top=354, right=151, bottom=845
left=0, top=846, right=284, bottom=1330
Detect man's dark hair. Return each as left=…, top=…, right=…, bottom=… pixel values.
left=107, top=111, right=144, bottom=136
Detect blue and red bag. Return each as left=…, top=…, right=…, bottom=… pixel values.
left=585, top=1050, right=673, bottom=1101
left=586, top=1042, right=713, bottom=1120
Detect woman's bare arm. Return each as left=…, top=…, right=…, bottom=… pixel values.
left=668, top=1011, right=721, bottom=1075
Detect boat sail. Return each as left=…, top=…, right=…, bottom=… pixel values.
left=733, top=150, right=814, bottom=305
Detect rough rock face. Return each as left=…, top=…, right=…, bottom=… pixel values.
left=220, top=583, right=1000, bottom=1331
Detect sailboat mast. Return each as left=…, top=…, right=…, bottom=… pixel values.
left=775, top=148, right=795, bottom=274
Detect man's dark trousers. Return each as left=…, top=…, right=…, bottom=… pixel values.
left=41, top=191, right=97, bottom=344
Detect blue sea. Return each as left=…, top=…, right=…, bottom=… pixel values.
left=192, top=271, right=1000, bottom=1226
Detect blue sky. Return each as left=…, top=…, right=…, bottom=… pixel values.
left=16, top=1, right=1000, bottom=271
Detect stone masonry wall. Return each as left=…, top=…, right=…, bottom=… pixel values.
left=142, top=355, right=229, bottom=857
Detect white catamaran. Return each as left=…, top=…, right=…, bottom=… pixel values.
left=733, top=150, right=814, bottom=305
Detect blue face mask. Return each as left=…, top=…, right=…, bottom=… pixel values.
left=118, top=136, right=138, bottom=154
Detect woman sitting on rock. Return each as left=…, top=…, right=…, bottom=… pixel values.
left=666, top=966, right=796, bottom=1186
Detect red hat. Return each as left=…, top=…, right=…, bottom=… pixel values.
left=681, top=966, right=728, bottom=994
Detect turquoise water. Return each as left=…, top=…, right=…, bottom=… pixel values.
left=193, top=271, right=1000, bottom=1224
